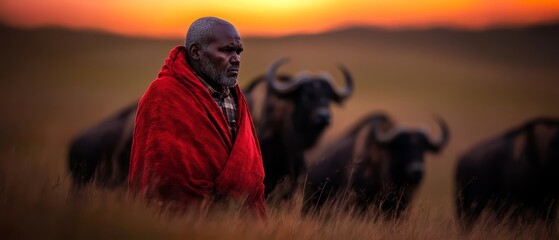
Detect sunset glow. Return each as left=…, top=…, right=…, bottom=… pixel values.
left=1, top=0, right=559, bottom=38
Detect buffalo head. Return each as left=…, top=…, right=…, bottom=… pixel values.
left=303, top=113, right=449, bottom=217
left=265, top=58, right=353, bottom=149
left=371, top=116, right=449, bottom=185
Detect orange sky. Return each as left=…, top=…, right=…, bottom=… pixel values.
left=1, top=0, right=559, bottom=38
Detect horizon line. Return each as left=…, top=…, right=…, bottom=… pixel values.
left=2, top=19, right=559, bottom=40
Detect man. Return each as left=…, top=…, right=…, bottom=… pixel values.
left=128, top=17, right=266, bottom=218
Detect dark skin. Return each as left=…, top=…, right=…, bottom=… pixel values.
left=187, top=22, right=243, bottom=91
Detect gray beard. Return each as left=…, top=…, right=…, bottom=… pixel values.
left=200, top=57, right=237, bottom=87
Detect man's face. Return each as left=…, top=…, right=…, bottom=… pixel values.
left=199, top=23, right=243, bottom=87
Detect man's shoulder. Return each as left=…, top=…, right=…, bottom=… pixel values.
left=146, top=76, right=182, bottom=93
left=139, top=77, right=179, bottom=102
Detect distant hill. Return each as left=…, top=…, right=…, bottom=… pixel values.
left=0, top=24, right=178, bottom=87
left=2, top=22, right=558, bottom=73
left=255, top=23, right=559, bottom=70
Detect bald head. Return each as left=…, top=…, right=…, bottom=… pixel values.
left=185, top=17, right=236, bottom=51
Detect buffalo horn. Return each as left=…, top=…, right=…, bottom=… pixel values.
left=265, top=58, right=310, bottom=94
left=374, top=124, right=406, bottom=144
left=334, top=65, right=354, bottom=101
left=420, top=115, right=449, bottom=152
left=320, top=65, right=354, bottom=102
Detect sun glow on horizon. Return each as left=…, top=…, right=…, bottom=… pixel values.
left=1, top=0, right=559, bottom=38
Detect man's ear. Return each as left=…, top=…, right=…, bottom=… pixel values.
left=189, top=44, right=202, bottom=61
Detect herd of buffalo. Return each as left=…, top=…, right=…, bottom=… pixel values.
left=68, top=59, right=559, bottom=228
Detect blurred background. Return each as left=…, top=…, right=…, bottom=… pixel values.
left=1, top=0, right=558, bottom=238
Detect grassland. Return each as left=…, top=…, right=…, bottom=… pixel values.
left=1, top=23, right=558, bottom=239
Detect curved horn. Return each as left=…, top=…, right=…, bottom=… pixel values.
left=265, top=58, right=308, bottom=94
left=374, top=124, right=406, bottom=144
left=421, top=115, right=450, bottom=153
left=329, top=65, right=354, bottom=103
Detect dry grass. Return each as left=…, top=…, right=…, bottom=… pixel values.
left=1, top=24, right=559, bottom=239
left=1, top=156, right=557, bottom=240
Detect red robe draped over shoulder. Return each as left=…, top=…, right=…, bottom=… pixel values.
left=128, top=46, right=266, bottom=217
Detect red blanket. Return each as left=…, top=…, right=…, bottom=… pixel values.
left=128, top=46, right=266, bottom=217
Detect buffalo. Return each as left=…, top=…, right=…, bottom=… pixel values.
left=455, top=117, right=559, bottom=228
left=245, top=58, right=354, bottom=198
left=303, top=112, right=449, bottom=218
left=68, top=103, right=137, bottom=190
